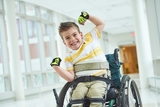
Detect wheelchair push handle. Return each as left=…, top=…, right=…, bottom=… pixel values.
left=53, top=88, right=59, bottom=105
left=114, top=48, right=119, bottom=53
left=114, top=48, right=119, bottom=63
left=114, top=48, right=123, bottom=65
left=114, top=48, right=119, bottom=61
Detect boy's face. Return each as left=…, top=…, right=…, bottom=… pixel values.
left=62, top=27, right=83, bottom=50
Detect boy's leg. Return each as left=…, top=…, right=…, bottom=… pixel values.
left=87, top=81, right=107, bottom=107
left=71, top=82, right=88, bottom=107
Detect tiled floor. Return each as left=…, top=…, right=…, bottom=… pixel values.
left=140, top=88, right=160, bottom=107
left=0, top=88, right=159, bottom=107
left=0, top=91, right=56, bottom=107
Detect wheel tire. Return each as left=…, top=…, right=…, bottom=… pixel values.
left=57, top=82, right=72, bottom=107
left=130, top=80, right=142, bottom=107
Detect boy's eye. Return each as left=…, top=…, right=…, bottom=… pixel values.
left=65, top=37, right=69, bottom=40
left=73, top=34, right=77, bottom=36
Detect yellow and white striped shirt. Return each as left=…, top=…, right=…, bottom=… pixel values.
left=65, top=28, right=108, bottom=77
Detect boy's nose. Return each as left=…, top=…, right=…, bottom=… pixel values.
left=70, top=36, right=75, bottom=41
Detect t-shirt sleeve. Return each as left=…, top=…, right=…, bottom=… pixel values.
left=90, top=28, right=101, bottom=40
left=64, top=53, right=74, bottom=71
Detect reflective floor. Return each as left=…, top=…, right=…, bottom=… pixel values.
left=0, top=88, right=160, bottom=107
left=140, top=88, right=160, bottom=107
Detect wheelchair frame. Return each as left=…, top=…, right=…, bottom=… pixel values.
left=53, top=74, right=142, bottom=107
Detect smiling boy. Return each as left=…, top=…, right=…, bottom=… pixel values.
left=51, top=11, right=109, bottom=107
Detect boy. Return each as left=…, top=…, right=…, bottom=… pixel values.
left=51, top=11, right=109, bottom=107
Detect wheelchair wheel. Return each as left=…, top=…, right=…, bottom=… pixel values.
left=128, top=79, right=142, bottom=107
left=119, top=75, right=130, bottom=107
left=118, top=75, right=142, bottom=107
left=57, top=82, right=72, bottom=107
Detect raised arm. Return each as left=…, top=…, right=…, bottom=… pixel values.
left=88, top=14, right=105, bottom=34
left=78, top=11, right=105, bottom=34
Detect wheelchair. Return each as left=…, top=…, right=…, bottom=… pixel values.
left=53, top=48, right=142, bottom=107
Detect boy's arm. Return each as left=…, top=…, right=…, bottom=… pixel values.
left=50, top=57, right=75, bottom=82
left=52, top=66, right=75, bottom=82
left=78, top=11, right=105, bottom=34
left=88, top=14, right=105, bottom=34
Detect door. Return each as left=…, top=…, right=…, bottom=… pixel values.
left=119, top=45, right=139, bottom=74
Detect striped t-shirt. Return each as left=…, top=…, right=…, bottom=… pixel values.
left=64, top=28, right=108, bottom=77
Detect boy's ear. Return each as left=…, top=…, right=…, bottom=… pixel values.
left=80, top=32, right=83, bottom=38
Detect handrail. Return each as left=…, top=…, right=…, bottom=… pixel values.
left=149, top=76, right=160, bottom=80
left=148, top=76, right=160, bottom=93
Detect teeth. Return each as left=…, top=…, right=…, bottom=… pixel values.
left=72, top=42, right=77, bottom=45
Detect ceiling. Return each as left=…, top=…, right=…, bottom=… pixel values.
left=24, top=0, right=134, bottom=35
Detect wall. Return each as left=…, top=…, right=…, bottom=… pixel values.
left=108, top=33, right=135, bottom=53
left=145, top=0, right=160, bottom=76
left=145, top=0, right=160, bottom=59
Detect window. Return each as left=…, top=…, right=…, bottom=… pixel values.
left=0, top=35, right=5, bottom=93
left=15, top=1, right=20, bottom=13
left=27, top=20, right=37, bottom=38
left=0, top=0, right=2, bottom=10
left=0, top=1, right=10, bottom=93
left=16, top=18, right=26, bottom=72
left=0, top=39, right=3, bottom=74
left=26, top=4, right=36, bottom=16
left=29, top=43, right=40, bottom=71
left=42, top=24, right=49, bottom=36
left=17, top=18, right=21, bottom=39
left=33, top=74, right=42, bottom=87
left=12, top=0, right=65, bottom=93
left=41, top=9, right=48, bottom=20
left=47, top=72, right=54, bottom=84
left=0, top=77, right=5, bottom=93
left=42, top=24, right=52, bottom=70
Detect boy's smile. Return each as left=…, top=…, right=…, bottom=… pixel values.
left=62, top=27, right=83, bottom=50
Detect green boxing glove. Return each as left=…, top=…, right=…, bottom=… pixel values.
left=50, top=57, right=62, bottom=66
left=80, top=11, right=89, bottom=19
left=78, top=11, right=89, bottom=25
